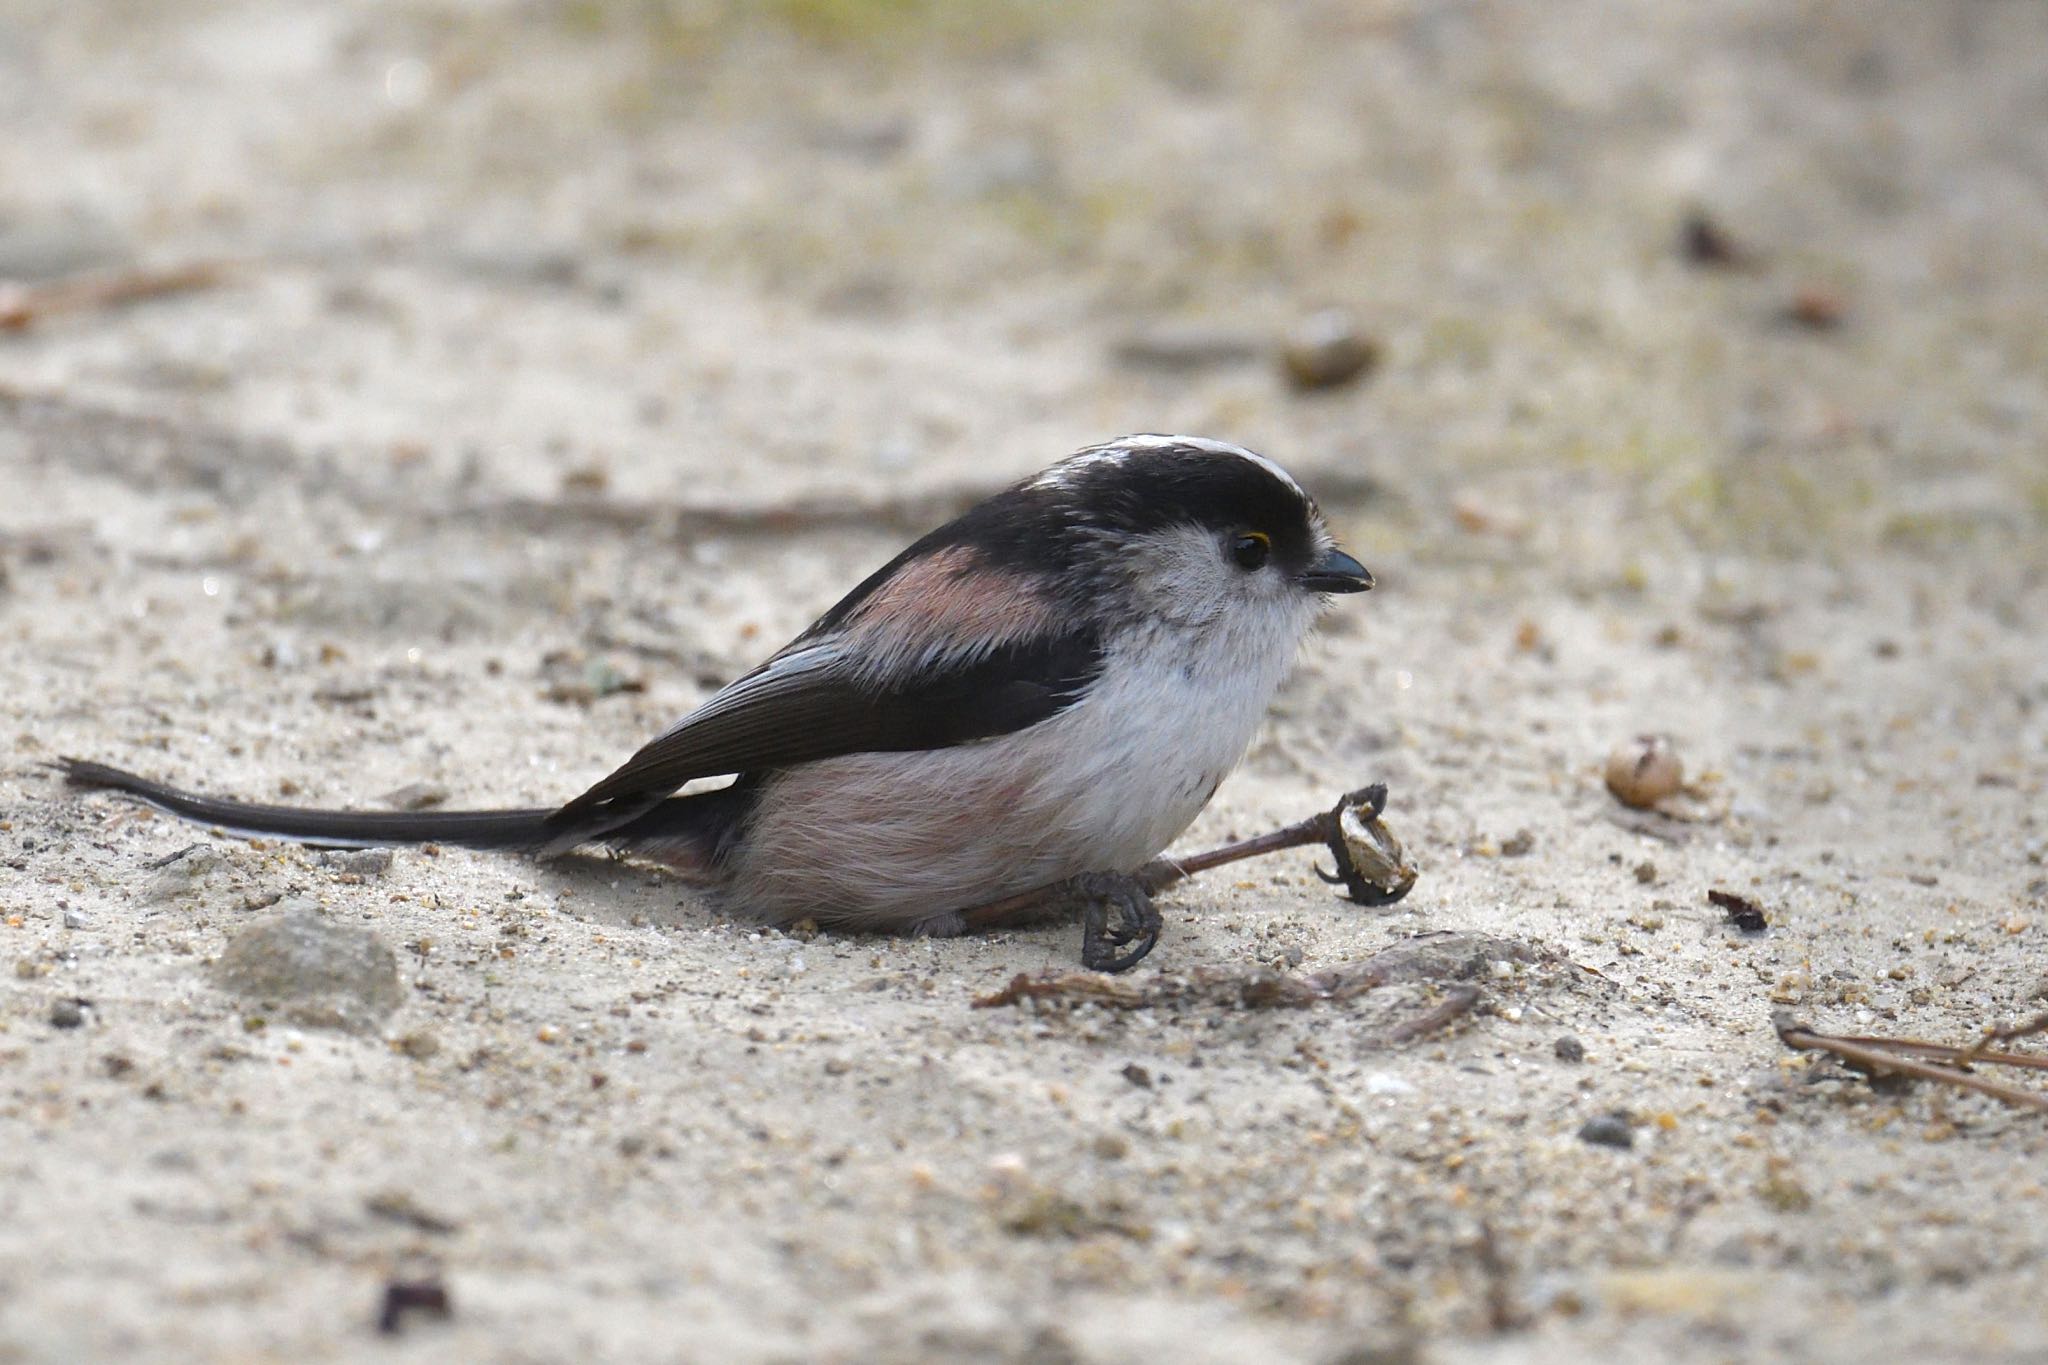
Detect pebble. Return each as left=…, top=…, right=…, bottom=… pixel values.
left=1554, top=1035, right=1586, bottom=1063
left=378, top=782, right=449, bottom=811
left=321, top=848, right=395, bottom=878
left=1679, top=208, right=1751, bottom=268
left=1091, top=1133, right=1130, bottom=1160
left=49, top=998, right=86, bottom=1029
left=212, top=904, right=402, bottom=1032
left=143, top=846, right=226, bottom=904
left=393, top=1030, right=440, bottom=1060
left=1578, top=1112, right=1635, bottom=1149
left=1604, top=735, right=1683, bottom=809
left=1784, top=285, right=1846, bottom=329
left=1279, top=309, right=1380, bottom=391
left=62, top=909, right=89, bottom=929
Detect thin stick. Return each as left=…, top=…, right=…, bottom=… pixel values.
left=1775, top=1016, right=2048, bottom=1114
left=452, top=467, right=1392, bottom=546
left=1964, top=1011, right=2048, bottom=1062
left=1384, top=984, right=1483, bottom=1044
left=1824, top=1034, right=2048, bottom=1073
left=971, top=963, right=1485, bottom=1036
left=0, top=261, right=231, bottom=331
left=1141, top=814, right=1329, bottom=889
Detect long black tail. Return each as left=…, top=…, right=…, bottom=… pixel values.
left=58, top=758, right=555, bottom=849
left=55, top=758, right=746, bottom=866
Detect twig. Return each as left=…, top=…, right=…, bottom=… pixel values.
left=972, top=965, right=1362, bottom=1012
left=974, top=965, right=1486, bottom=1039
left=1472, top=1218, right=1528, bottom=1334
left=1774, top=1014, right=2048, bottom=1113
left=443, top=468, right=1391, bottom=546
left=444, top=489, right=986, bottom=542
left=1966, top=1011, right=2048, bottom=1060
left=1384, top=984, right=1484, bottom=1044
left=975, top=935, right=1526, bottom=1028
left=1814, top=1029, right=2048, bottom=1074
left=0, top=262, right=231, bottom=331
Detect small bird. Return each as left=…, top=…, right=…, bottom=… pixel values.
left=60, top=435, right=1374, bottom=971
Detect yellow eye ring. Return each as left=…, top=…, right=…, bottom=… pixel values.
left=1231, top=532, right=1271, bottom=571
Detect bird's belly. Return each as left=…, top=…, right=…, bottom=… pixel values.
left=719, top=656, right=1275, bottom=929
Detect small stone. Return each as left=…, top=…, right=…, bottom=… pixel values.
left=1784, top=285, right=1845, bottom=329
left=48, top=999, right=86, bottom=1029
left=1633, top=861, right=1657, bottom=884
left=1279, top=309, right=1381, bottom=391
left=213, top=905, right=401, bottom=1032
left=1577, top=1112, right=1634, bottom=1149
left=560, top=464, right=609, bottom=495
left=1679, top=208, right=1751, bottom=268
left=1554, top=1035, right=1586, bottom=1063
left=394, top=1030, right=440, bottom=1060
left=1709, top=889, right=1769, bottom=933
left=1500, top=829, right=1535, bottom=857
left=321, top=848, right=394, bottom=878
left=985, top=1152, right=1029, bottom=1187
left=143, top=846, right=226, bottom=904
left=1757, top=1170, right=1812, bottom=1212
left=376, top=1276, right=452, bottom=1335
left=1326, top=1339, right=1425, bottom=1365
left=62, top=909, right=89, bottom=929
left=1604, top=735, right=1684, bottom=809
left=378, top=782, right=448, bottom=811
left=1120, top=1063, right=1153, bottom=1089
left=538, top=651, right=646, bottom=705
left=1090, top=1133, right=1130, bottom=1160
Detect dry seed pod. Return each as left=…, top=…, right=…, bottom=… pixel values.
left=1605, top=735, right=1684, bottom=809
left=1280, top=309, right=1380, bottom=391
left=1335, top=799, right=1418, bottom=901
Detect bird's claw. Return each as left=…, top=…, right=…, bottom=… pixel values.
left=1074, top=872, right=1162, bottom=973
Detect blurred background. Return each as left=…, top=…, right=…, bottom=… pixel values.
left=5, top=0, right=2044, bottom=559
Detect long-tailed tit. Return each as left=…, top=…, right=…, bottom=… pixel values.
left=60, top=434, right=1376, bottom=970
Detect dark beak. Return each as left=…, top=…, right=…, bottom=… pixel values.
left=1300, top=547, right=1373, bottom=594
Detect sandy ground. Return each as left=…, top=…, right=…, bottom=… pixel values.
left=3, top=1, right=2047, bottom=1360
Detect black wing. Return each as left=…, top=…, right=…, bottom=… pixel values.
left=543, top=626, right=1102, bottom=842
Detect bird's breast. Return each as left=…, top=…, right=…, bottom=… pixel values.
left=718, top=624, right=1295, bottom=929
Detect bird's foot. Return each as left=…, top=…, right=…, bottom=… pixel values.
left=1065, top=872, right=1162, bottom=973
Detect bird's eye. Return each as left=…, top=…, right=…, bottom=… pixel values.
left=1230, top=532, right=1271, bottom=571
